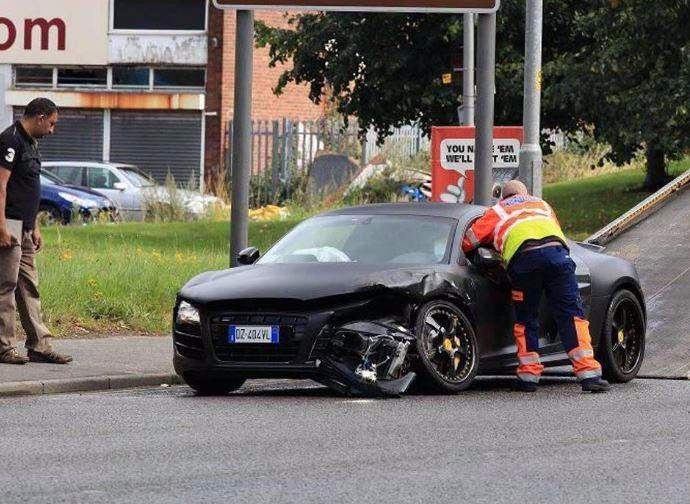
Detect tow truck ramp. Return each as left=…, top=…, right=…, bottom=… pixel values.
left=587, top=170, right=690, bottom=379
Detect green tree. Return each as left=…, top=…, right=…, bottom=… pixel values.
left=256, top=0, right=689, bottom=190
left=545, top=1, right=690, bottom=189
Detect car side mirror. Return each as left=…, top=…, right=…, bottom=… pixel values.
left=237, top=247, right=260, bottom=265
left=474, top=247, right=502, bottom=269
left=113, top=182, right=127, bottom=191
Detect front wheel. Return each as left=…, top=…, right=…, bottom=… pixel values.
left=598, top=289, right=645, bottom=382
left=183, top=375, right=246, bottom=396
left=37, top=203, right=65, bottom=225
left=414, top=300, right=479, bottom=393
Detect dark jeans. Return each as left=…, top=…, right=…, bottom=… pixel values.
left=507, top=245, right=601, bottom=382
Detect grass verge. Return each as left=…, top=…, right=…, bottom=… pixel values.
left=36, top=159, right=689, bottom=336
left=38, top=219, right=299, bottom=336
left=545, top=158, right=688, bottom=240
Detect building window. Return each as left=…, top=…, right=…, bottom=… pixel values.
left=57, top=68, right=107, bottom=87
left=15, top=67, right=53, bottom=87
left=154, top=68, right=205, bottom=90
left=113, top=0, right=206, bottom=31
left=112, top=67, right=150, bottom=89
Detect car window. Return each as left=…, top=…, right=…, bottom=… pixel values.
left=40, top=171, right=66, bottom=185
left=259, top=215, right=456, bottom=264
left=52, top=166, right=84, bottom=185
left=119, top=167, right=156, bottom=187
left=87, top=167, right=121, bottom=189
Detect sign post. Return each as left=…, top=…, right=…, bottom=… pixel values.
left=213, top=0, right=501, bottom=264
left=518, top=0, right=543, bottom=197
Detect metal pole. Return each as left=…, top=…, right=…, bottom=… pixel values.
left=474, top=13, right=496, bottom=206
left=518, top=0, right=544, bottom=197
left=462, top=13, right=475, bottom=126
left=230, top=10, right=254, bottom=267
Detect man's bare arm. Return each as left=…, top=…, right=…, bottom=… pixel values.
left=0, top=166, right=12, bottom=247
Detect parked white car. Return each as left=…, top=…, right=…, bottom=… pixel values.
left=42, top=161, right=222, bottom=220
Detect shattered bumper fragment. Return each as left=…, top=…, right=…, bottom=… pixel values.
left=316, top=321, right=417, bottom=397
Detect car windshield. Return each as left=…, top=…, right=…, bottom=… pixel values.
left=118, top=166, right=156, bottom=187
left=40, top=171, right=66, bottom=185
left=258, top=214, right=456, bottom=265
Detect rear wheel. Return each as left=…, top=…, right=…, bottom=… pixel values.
left=414, top=300, right=479, bottom=393
left=183, top=375, right=246, bottom=396
left=598, top=289, right=645, bottom=382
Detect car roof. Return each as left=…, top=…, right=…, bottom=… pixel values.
left=42, top=161, right=137, bottom=169
left=322, top=202, right=487, bottom=219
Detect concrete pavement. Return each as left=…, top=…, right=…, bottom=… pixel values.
left=0, top=336, right=180, bottom=397
left=1, top=378, right=688, bottom=504
left=1, top=332, right=687, bottom=398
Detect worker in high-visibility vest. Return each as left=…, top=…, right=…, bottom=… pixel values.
left=462, top=180, right=610, bottom=392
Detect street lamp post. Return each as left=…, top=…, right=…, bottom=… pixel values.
left=518, top=0, right=544, bottom=196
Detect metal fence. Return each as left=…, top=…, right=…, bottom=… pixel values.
left=224, top=118, right=430, bottom=182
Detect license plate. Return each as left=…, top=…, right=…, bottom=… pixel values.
left=228, top=325, right=279, bottom=344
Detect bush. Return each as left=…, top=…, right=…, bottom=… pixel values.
left=343, top=167, right=406, bottom=205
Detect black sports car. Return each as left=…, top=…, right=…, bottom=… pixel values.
left=173, top=203, right=646, bottom=396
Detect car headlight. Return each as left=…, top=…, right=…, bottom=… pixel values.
left=58, top=192, right=99, bottom=208
left=176, top=301, right=200, bottom=325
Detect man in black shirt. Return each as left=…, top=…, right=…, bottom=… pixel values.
left=0, top=98, right=72, bottom=364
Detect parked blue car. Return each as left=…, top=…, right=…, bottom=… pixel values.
left=40, top=171, right=119, bottom=224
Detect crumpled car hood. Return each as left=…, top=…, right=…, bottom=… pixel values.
left=178, top=263, right=460, bottom=305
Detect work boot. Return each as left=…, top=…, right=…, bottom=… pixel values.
left=27, top=349, right=73, bottom=364
left=0, top=348, right=29, bottom=365
left=581, top=377, right=610, bottom=393
left=511, top=379, right=538, bottom=392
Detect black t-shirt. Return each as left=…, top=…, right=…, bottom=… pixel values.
left=0, top=121, right=42, bottom=230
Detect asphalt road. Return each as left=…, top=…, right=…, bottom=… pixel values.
left=2, top=377, right=688, bottom=504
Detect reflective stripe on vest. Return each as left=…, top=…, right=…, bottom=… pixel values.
left=489, top=200, right=566, bottom=263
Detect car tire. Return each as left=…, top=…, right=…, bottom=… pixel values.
left=183, top=375, right=246, bottom=396
left=598, top=289, right=645, bottom=383
left=38, top=203, right=65, bottom=225
left=414, top=300, right=479, bottom=393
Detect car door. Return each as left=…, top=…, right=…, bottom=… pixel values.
left=457, top=215, right=594, bottom=367
left=453, top=212, right=517, bottom=368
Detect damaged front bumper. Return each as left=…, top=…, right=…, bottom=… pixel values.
left=174, top=316, right=418, bottom=398
left=315, top=321, right=417, bottom=397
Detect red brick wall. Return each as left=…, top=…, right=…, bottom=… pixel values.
left=205, top=9, right=323, bottom=187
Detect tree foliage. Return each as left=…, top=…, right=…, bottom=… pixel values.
left=256, top=0, right=690, bottom=189
left=545, top=0, right=690, bottom=188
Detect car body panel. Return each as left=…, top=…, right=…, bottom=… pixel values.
left=40, top=172, right=118, bottom=223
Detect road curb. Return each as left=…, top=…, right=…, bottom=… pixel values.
left=0, top=373, right=183, bottom=398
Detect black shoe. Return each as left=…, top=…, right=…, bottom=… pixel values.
left=581, top=377, right=610, bottom=393
left=0, top=348, right=29, bottom=365
left=27, top=349, right=73, bottom=364
left=512, top=380, right=538, bottom=392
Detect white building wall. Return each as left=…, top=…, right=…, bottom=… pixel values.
left=108, top=34, right=207, bottom=65
left=0, top=65, right=13, bottom=127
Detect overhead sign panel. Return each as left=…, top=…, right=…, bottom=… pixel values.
left=0, top=0, right=108, bottom=65
left=213, top=0, right=499, bottom=13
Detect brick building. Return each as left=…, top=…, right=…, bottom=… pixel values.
left=206, top=8, right=323, bottom=187
left=0, top=0, right=322, bottom=191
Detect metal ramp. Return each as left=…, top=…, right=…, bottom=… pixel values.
left=588, top=170, right=690, bottom=378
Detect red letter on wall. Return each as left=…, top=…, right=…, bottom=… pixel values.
left=0, top=17, right=17, bottom=51
left=24, top=18, right=66, bottom=50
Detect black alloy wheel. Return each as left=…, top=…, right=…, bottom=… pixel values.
left=414, top=300, right=479, bottom=392
left=599, top=289, right=645, bottom=382
left=183, top=375, right=246, bottom=396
